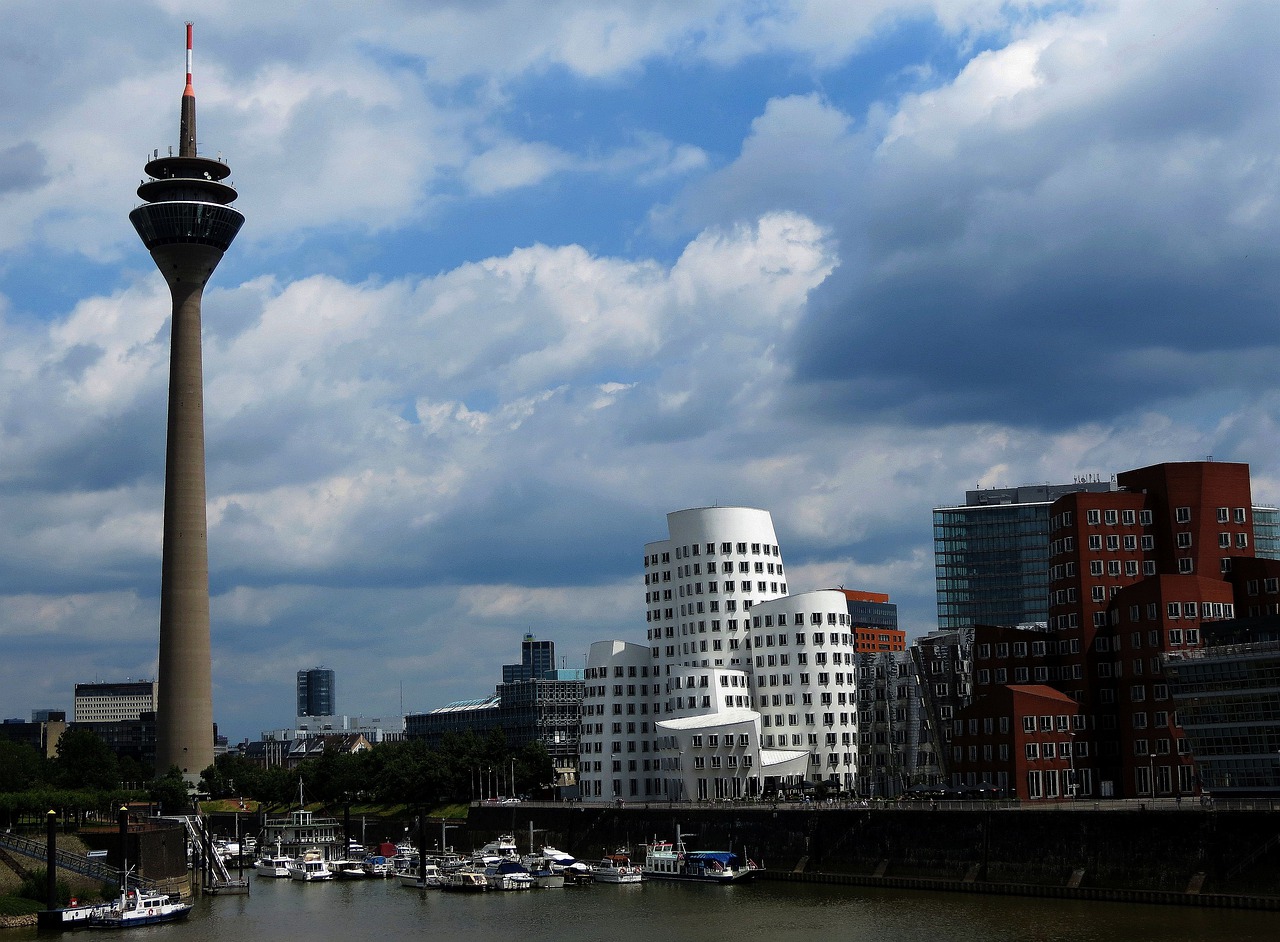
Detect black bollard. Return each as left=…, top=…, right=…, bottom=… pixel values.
left=118, top=805, right=129, bottom=890
left=45, top=809, right=57, bottom=910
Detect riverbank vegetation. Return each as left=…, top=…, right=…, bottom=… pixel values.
left=1, top=726, right=552, bottom=821
left=199, top=730, right=553, bottom=811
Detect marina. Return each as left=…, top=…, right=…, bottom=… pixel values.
left=8, top=868, right=1278, bottom=942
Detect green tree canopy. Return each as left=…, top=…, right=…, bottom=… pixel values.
left=0, top=739, right=47, bottom=792
left=53, top=728, right=119, bottom=792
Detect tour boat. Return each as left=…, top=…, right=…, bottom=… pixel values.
left=88, top=887, right=192, bottom=929
left=593, top=852, right=643, bottom=884
left=643, top=830, right=756, bottom=884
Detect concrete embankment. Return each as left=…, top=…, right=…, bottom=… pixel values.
left=466, top=802, right=1280, bottom=909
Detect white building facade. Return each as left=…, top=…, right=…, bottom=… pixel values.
left=746, top=589, right=862, bottom=791
left=73, top=681, right=157, bottom=723
left=580, top=507, right=876, bottom=801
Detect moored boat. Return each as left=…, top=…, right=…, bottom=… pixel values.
left=287, top=851, right=334, bottom=881
left=333, top=860, right=368, bottom=880
left=485, top=859, right=535, bottom=890
left=398, top=863, right=444, bottom=888
left=255, top=852, right=292, bottom=878
left=87, top=887, right=192, bottom=929
left=642, top=829, right=756, bottom=884
left=440, top=868, right=489, bottom=892
left=594, top=852, right=643, bottom=884
left=521, top=856, right=565, bottom=888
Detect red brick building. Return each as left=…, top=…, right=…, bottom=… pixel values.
left=951, top=685, right=1080, bottom=799
left=955, top=461, right=1255, bottom=799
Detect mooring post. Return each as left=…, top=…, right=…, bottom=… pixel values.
left=45, top=809, right=57, bottom=910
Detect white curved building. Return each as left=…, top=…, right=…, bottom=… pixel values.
left=645, top=507, right=788, bottom=675
left=747, top=589, right=862, bottom=791
left=580, top=507, right=871, bottom=801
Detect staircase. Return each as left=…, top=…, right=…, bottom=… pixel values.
left=1222, top=832, right=1280, bottom=883
left=0, top=830, right=158, bottom=890
left=165, top=815, right=241, bottom=890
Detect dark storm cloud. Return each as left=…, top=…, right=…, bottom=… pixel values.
left=788, top=2, right=1280, bottom=429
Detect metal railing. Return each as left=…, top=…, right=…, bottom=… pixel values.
left=0, top=829, right=157, bottom=889
left=164, top=815, right=236, bottom=887
left=485, top=796, right=1280, bottom=812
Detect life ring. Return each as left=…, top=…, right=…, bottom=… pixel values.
left=147, top=909, right=154, bottom=916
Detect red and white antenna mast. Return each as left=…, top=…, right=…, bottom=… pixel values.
left=185, top=21, right=194, bottom=96
left=179, top=21, right=197, bottom=157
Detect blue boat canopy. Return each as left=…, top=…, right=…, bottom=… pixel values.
left=684, top=851, right=738, bottom=865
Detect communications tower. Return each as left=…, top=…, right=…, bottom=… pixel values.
left=129, top=23, right=244, bottom=780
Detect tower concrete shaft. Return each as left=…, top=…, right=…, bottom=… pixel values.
left=129, top=23, right=243, bottom=779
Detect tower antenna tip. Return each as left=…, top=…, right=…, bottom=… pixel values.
left=184, top=22, right=194, bottom=97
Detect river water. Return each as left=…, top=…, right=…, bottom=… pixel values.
left=8, top=874, right=1275, bottom=941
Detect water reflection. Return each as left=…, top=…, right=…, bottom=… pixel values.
left=10, top=876, right=1275, bottom=942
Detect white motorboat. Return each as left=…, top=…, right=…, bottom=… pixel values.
left=398, top=863, right=444, bottom=888
left=485, top=860, right=535, bottom=890
left=521, top=856, right=566, bottom=888
left=440, top=868, right=489, bottom=892
left=255, top=852, right=292, bottom=878
left=287, top=852, right=334, bottom=881
left=594, top=852, right=643, bottom=883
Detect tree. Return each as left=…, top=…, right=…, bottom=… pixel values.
left=53, top=729, right=119, bottom=792
left=149, top=767, right=192, bottom=816
left=0, top=739, right=47, bottom=792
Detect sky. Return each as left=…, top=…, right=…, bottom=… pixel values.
left=3, top=0, right=1280, bottom=745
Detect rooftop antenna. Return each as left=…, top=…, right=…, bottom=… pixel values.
left=180, top=21, right=196, bottom=157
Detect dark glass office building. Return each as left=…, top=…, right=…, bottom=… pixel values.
left=934, top=482, right=1116, bottom=630
left=1166, top=619, right=1280, bottom=796
left=297, top=668, right=336, bottom=717
left=502, top=634, right=555, bottom=683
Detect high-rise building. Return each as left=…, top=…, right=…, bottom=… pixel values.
left=296, top=668, right=336, bottom=717
left=129, top=24, right=244, bottom=780
left=502, top=634, right=555, bottom=683
left=933, top=482, right=1116, bottom=631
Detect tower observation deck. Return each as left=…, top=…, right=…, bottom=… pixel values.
left=130, top=23, right=243, bottom=781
